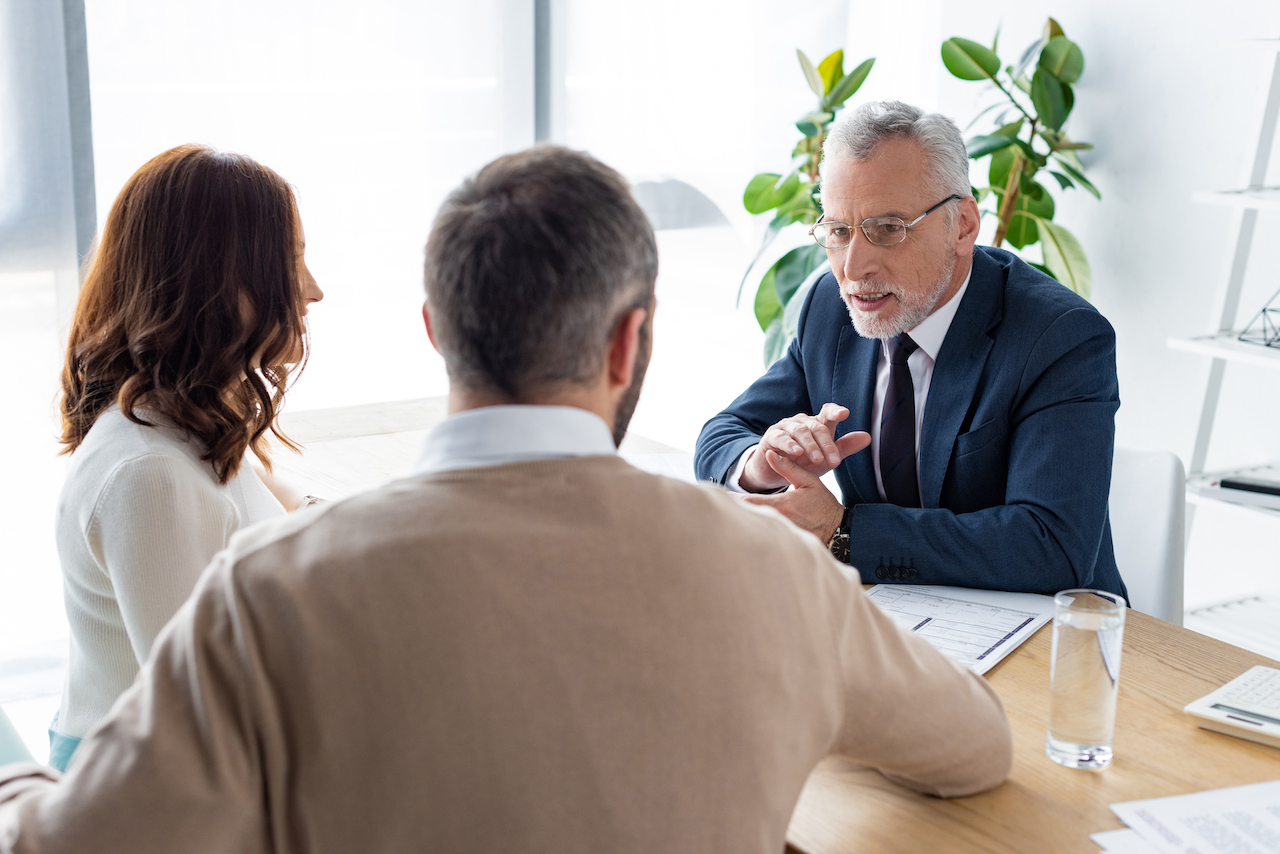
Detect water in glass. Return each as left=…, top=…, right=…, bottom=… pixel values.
left=1046, top=601, right=1124, bottom=769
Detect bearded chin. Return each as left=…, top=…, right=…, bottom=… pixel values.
left=845, top=256, right=957, bottom=340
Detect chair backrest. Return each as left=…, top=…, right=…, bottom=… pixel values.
left=0, top=704, right=34, bottom=766
left=1109, top=447, right=1186, bottom=625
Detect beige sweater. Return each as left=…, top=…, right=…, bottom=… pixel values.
left=1, top=456, right=1010, bottom=854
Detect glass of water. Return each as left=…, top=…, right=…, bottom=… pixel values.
left=1045, top=588, right=1126, bottom=769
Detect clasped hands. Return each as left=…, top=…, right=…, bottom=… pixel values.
left=739, top=403, right=871, bottom=544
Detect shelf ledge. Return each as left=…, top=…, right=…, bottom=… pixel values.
left=1192, top=187, right=1280, bottom=211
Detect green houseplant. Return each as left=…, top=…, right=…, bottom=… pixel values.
left=740, top=48, right=874, bottom=366
left=941, top=17, right=1098, bottom=297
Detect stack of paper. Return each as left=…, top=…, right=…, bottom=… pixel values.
left=1093, top=780, right=1280, bottom=852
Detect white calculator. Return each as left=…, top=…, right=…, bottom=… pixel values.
left=1184, top=665, right=1280, bottom=749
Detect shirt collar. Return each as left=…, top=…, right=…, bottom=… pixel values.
left=905, top=267, right=972, bottom=362
left=411, top=405, right=617, bottom=475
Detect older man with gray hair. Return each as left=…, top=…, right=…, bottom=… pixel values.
left=696, top=100, right=1126, bottom=599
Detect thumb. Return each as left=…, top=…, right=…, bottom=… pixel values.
left=835, top=430, right=871, bottom=458
left=765, top=449, right=823, bottom=489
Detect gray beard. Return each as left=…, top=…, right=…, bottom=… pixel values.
left=846, top=254, right=957, bottom=340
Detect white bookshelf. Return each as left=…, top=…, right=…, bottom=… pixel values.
left=1175, top=48, right=1280, bottom=514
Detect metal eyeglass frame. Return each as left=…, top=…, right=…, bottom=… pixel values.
left=808, top=194, right=963, bottom=248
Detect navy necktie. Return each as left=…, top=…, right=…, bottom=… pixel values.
left=881, top=333, right=921, bottom=507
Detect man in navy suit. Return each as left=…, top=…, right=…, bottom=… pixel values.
left=695, top=100, right=1126, bottom=599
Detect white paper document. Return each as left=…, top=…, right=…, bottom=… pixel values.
left=1111, top=780, right=1280, bottom=854
left=621, top=453, right=697, bottom=483
left=865, top=584, right=1055, bottom=674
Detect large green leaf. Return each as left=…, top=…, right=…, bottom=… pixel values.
left=782, top=262, right=830, bottom=336
left=941, top=37, right=1000, bottom=80
left=817, top=49, right=844, bottom=94
left=967, top=133, right=1017, bottom=159
left=989, top=146, right=1018, bottom=193
left=773, top=245, right=825, bottom=306
left=762, top=316, right=788, bottom=367
left=826, top=57, right=874, bottom=108
left=1036, top=218, right=1091, bottom=298
left=743, top=171, right=801, bottom=214
left=1004, top=212, right=1039, bottom=249
left=1039, top=36, right=1084, bottom=84
left=797, top=50, right=825, bottom=98
left=1030, top=69, right=1067, bottom=131
left=1001, top=181, right=1054, bottom=250
left=1018, top=180, right=1055, bottom=219
left=754, top=263, right=782, bottom=331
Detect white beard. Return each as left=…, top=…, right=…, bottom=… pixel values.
left=844, top=254, right=957, bottom=340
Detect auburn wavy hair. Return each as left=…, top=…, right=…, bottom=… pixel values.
left=59, top=144, right=308, bottom=483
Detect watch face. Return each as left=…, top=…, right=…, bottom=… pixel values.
left=829, top=534, right=850, bottom=564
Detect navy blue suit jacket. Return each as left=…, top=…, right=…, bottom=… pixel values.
left=695, top=246, right=1126, bottom=599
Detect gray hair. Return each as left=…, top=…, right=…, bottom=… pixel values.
left=424, top=146, right=658, bottom=400
left=823, top=100, right=971, bottom=220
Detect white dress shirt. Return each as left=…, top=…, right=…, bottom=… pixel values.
left=730, top=271, right=971, bottom=501
left=411, top=405, right=617, bottom=475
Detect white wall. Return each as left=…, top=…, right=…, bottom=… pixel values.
left=926, top=1, right=1280, bottom=605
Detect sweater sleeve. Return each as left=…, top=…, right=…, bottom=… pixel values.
left=817, top=560, right=1013, bottom=797
left=0, top=557, right=268, bottom=854
left=89, top=454, right=238, bottom=664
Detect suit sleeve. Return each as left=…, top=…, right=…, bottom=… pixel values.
left=0, top=558, right=271, bottom=854
left=849, top=306, right=1119, bottom=594
left=694, top=281, right=824, bottom=483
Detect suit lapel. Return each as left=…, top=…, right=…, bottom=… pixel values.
left=918, top=250, right=1003, bottom=508
left=831, top=324, right=880, bottom=505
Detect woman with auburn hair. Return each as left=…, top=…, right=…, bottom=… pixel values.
left=51, top=144, right=323, bottom=769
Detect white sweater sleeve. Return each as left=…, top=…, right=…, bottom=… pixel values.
left=88, top=454, right=238, bottom=665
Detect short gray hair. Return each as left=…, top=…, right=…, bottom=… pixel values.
left=424, top=146, right=657, bottom=400
left=823, top=100, right=971, bottom=215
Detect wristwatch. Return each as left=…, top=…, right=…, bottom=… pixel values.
left=826, top=505, right=853, bottom=563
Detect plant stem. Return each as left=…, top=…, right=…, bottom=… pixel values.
left=990, top=75, right=1035, bottom=125
left=809, top=125, right=825, bottom=185
left=992, top=147, right=1024, bottom=248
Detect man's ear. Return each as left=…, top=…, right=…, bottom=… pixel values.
left=422, top=302, right=439, bottom=353
left=955, top=195, right=981, bottom=257
left=606, top=306, right=648, bottom=391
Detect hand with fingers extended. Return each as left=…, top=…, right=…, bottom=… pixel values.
left=740, top=402, right=871, bottom=493
left=744, top=449, right=861, bottom=544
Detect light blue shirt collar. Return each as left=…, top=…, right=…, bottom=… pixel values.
left=410, top=405, right=617, bottom=475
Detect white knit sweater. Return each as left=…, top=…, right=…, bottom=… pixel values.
left=54, top=407, right=285, bottom=738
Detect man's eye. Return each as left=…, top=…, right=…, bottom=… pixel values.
left=830, top=226, right=851, bottom=239
left=880, top=221, right=903, bottom=233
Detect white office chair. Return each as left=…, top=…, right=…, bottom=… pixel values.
left=0, top=704, right=34, bottom=766
left=1108, top=447, right=1186, bottom=625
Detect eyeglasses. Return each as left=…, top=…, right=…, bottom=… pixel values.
left=808, top=194, right=963, bottom=248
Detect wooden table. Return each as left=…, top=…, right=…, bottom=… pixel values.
left=787, top=609, right=1280, bottom=854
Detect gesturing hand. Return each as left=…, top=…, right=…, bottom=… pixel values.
left=744, top=450, right=848, bottom=544
left=741, top=403, right=871, bottom=493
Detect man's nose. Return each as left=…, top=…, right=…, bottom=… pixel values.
left=840, top=227, right=880, bottom=284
